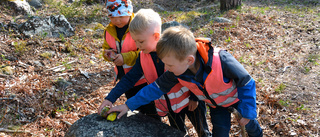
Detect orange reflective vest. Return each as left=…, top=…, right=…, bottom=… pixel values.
left=105, top=31, right=146, bottom=86
left=177, top=38, right=239, bottom=108
left=140, top=52, right=190, bottom=116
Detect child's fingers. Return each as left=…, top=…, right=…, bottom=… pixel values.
left=98, top=100, right=113, bottom=114
left=107, top=105, right=129, bottom=119
left=189, top=105, right=195, bottom=111
left=113, top=55, right=120, bottom=65
left=113, top=58, right=119, bottom=65
left=117, top=111, right=126, bottom=119
left=107, top=106, right=119, bottom=114
left=113, top=55, right=124, bottom=66
left=188, top=106, right=193, bottom=111
left=98, top=104, right=105, bottom=114
left=113, top=54, right=120, bottom=60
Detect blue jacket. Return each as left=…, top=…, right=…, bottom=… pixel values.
left=126, top=50, right=258, bottom=120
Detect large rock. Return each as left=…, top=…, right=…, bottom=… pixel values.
left=28, top=0, right=43, bottom=9
left=212, top=17, right=232, bottom=23
left=65, top=112, right=186, bottom=137
left=161, top=21, right=189, bottom=33
left=8, top=0, right=34, bottom=15
left=18, top=15, right=75, bottom=38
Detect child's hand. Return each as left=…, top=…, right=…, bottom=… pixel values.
left=239, top=117, right=250, bottom=126
left=113, top=54, right=124, bottom=66
left=107, top=104, right=129, bottom=119
left=98, top=99, right=113, bottom=114
left=188, top=100, right=198, bottom=111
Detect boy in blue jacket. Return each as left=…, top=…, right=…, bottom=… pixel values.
left=108, top=26, right=263, bottom=137
left=98, top=9, right=211, bottom=137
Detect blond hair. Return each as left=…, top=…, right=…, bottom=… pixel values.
left=129, top=9, right=162, bottom=35
left=156, top=26, right=197, bottom=61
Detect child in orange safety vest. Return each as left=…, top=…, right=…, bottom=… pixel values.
left=101, top=0, right=158, bottom=120
left=98, top=9, right=211, bottom=137
left=108, top=26, right=263, bottom=137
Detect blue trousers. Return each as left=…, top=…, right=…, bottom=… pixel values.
left=209, top=103, right=263, bottom=137
left=168, top=101, right=211, bottom=137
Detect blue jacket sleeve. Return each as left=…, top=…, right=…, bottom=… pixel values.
left=126, top=82, right=165, bottom=110
left=105, top=55, right=144, bottom=103
left=236, top=78, right=257, bottom=120
left=219, top=50, right=257, bottom=119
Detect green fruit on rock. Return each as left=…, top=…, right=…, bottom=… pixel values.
left=107, top=112, right=117, bottom=121
left=100, top=107, right=110, bottom=118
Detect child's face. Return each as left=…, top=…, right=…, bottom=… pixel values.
left=109, top=16, right=130, bottom=28
left=131, top=31, right=159, bottom=54
left=161, top=52, right=190, bottom=76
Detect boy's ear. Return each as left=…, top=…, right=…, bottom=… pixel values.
left=187, top=55, right=195, bottom=65
left=153, top=32, right=160, bottom=41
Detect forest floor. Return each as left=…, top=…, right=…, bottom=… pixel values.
left=0, top=0, right=319, bottom=136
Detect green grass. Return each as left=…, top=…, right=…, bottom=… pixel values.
left=279, top=99, right=289, bottom=107
left=283, top=5, right=316, bottom=15
left=40, top=52, right=52, bottom=59
left=252, top=7, right=270, bottom=14
left=304, top=67, right=310, bottom=73
left=41, top=0, right=104, bottom=19
left=176, top=11, right=203, bottom=23
left=57, top=1, right=84, bottom=18
left=56, top=107, right=67, bottom=113
left=13, top=41, right=28, bottom=55
left=307, top=54, right=320, bottom=63
left=59, top=33, right=66, bottom=43
left=225, top=37, right=231, bottom=42
left=1, top=54, right=7, bottom=61
left=62, top=60, right=72, bottom=70
left=245, top=43, right=252, bottom=48
left=255, top=60, right=266, bottom=66
left=275, top=83, right=286, bottom=93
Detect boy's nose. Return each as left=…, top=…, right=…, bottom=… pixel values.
left=114, top=18, right=121, bottom=23
left=136, top=44, right=141, bottom=49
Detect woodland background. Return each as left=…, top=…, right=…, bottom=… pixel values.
left=0, top=0, right=319, bottom=136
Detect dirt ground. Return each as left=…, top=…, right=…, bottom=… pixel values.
left=0, top=0, right=319, bottom=136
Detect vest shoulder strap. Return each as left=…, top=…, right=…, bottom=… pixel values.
left=195, top=38, right=212, bottom=64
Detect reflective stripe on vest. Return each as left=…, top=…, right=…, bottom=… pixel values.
left=140, top=52, right=190, bottom=116
left=177, top=48, right=239, bottom=108
left=156, top=96, right=189, bottom=116
left=105, top=31, right=146, bottom=86
left=154, top=84, right=190, bottom=116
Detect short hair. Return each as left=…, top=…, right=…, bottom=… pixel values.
left=156, top=26, right=197, bottom=61
left=129, top=9, right=162, bottom=35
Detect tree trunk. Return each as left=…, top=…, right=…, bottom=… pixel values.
left=220, top=0, right=242, bottom=11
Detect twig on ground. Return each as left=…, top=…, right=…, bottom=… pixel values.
left=0, top=128, right=30, bottom=133
left=0, top=73, right=9, bottom=78
left=45, top=60, right=77, bottom=72
left=0, top=106, right=8, bottom=125
left=0, top=97, right=14, bottom=100
left=61, top=119, right=72, bottom=126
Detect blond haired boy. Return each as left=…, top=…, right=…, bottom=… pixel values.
left=99, top=9, right=211, bottom=137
